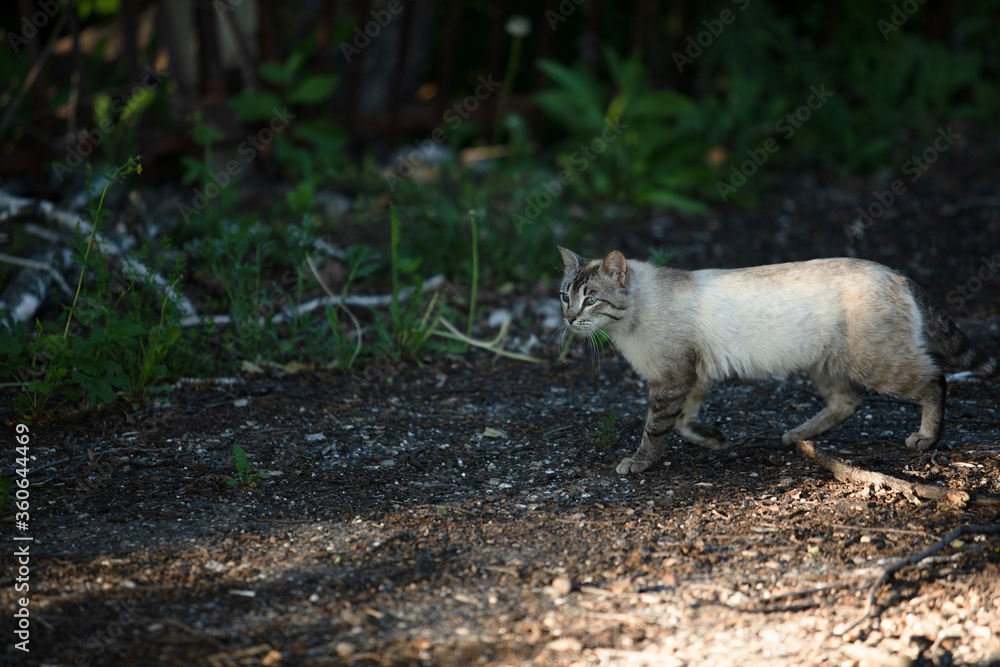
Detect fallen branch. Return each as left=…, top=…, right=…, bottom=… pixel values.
left=0, top=249, right=71, bottom=287
left=0, top=190, right=197, bottom=319
left=795, top=440, right=1000, bottom=508
left=834, top=523, right=1000, bottom=637
left=0, top=245, right=76, bottom=325
left=176, top=274, right=448, bottom=327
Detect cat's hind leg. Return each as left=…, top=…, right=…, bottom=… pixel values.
left=781, top=372, right=862, bottom=445
left=674, top=382, right=729, bottom=450
left=903, top=376, right=946, bottom=451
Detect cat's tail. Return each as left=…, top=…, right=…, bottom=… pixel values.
left=909, top=279, right=1000, bottom=380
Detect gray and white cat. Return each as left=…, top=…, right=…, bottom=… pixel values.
left=557, top=246, right=1000, bottom=475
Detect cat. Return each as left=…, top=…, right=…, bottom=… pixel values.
left=557, top=246, right=1000, bottom=475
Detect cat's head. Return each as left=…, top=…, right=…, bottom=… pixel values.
left=557, top=246, right=630, bottom=335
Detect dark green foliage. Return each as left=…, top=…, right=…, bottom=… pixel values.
left=536, top=49, right=713, bottom=212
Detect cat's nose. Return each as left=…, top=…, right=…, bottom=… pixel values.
left=565, top=315, right=576, bottom=324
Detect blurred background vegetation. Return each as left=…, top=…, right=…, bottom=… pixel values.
left=0, top=0, right=998, bottom=417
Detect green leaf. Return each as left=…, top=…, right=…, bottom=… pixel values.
left=193, top=122, right=225, bottom=146
left=259, top=61, right=291, bottom=86
left=292, top=120, right=346, bottom=151
left=228, top=92, right=284, bottom=123
left=232, top=445, right=249, bottom=473
left=288, top=75, right=339, bottom=104
left=26, top=379, right=53, bottom=394
left=640, top=191, right=709, bottom=214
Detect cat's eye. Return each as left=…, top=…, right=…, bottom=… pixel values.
left=561, top=293, right=569, bottom=303
left=584, top=296, right=597, bottom=306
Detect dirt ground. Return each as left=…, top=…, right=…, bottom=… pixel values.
left=3, top=145, right=1000, bottom=666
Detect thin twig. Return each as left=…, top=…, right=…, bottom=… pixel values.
left=0, top=251, right=74, bottom=296
left=306, top=253, right=362, bottom=368
left=833, top=523, right=1000, bottom=637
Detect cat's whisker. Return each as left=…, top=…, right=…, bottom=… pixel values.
left=548, top=323, right=568, bottom=349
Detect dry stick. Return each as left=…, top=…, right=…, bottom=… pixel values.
left=834, top=523, right=1000, bottom=637
left=795, top=439, right=1000, bottom=508
left=795, top=440, right=1000, bottom=635
left=0, top=250, right=74, bottom=297
left=177, top=274, right=448, bottom=328
left=0, top=191, right=198, bottom=318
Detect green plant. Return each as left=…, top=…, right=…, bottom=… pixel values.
left=0, top=476, right=14, bottom=511
left=494, top=15, right=531, bottom=144
left=320, top=243, right=379, bottom=370
left=0, top=157, right=181, bottom=419
left=227, top=40, right=345, bottom=211
left=379, top=160, right=568, bottom=285
left=593, top=411, right=620, bottom=449
left=465, top=209, right=479, bottom=338
left=649, top=247, right=675, bottom=267
left=225, top=445, right=271, bottom=488
left=374, top=205, right=445, bottom=361
left=92, top=80, right=161, bottom=167
left=187, top=222, right=275, bottom=362
left=536, top=49, right=713, bottom=212
left=695, top=2, right=996, bottom=176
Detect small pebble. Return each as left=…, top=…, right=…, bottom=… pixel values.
left=334, top=642, right=356, bottom=657
left=551, top=575, right=572, bottom=596
left=546, top=638, right=582, bottom=653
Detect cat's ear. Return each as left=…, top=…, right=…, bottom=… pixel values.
left=602, top=250, right=627, bottom=286
left=557, top=246, right=582, bottom=270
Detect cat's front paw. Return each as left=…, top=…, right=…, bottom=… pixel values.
left=616, top=457, right=653, bottom=475
left=905, top=431, right=939, bottom=451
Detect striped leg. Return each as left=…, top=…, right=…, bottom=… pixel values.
left=905, top=375, right=947, bottom=451
left=616, top=381, right=693, bottom=475
left=674, top=382, right=729, bottom=450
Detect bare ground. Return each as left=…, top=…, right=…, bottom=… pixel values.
left=3, top=151, right=1000, bottom=666
left=4, top=321, right=1000, bottom=667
